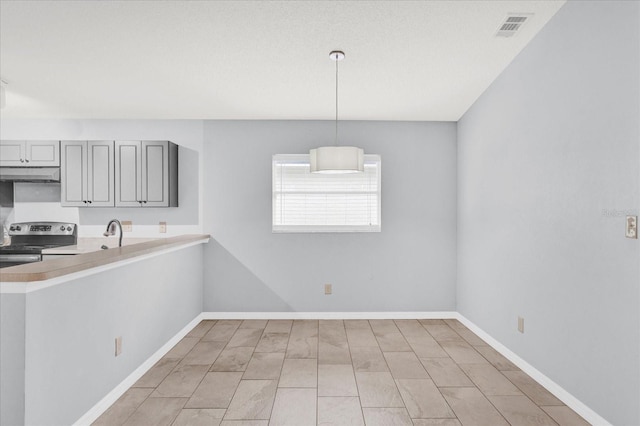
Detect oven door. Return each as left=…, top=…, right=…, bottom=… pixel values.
left=0, top=254, right=42, bottom=268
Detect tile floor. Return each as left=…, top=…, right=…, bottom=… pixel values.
left=93, top=319, right=591, bottom=426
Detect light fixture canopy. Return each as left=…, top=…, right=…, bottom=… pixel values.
left=310, top=50, right=365, bottom=173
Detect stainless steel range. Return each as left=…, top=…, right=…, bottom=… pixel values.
left=0, top=222, right=77, bottom=268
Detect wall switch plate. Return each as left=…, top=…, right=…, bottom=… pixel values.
left=159, top=221, right=167, bottom=233
left=517, top=317, right=525, bottom=333
left=626, top=216, right=637, bottom=239
left=121, top=221, right=133, bottom=232
left=324, top=284, right=332, bottom=295
left=115, top=336, right=123, bottom=356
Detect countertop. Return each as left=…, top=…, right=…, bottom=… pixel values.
left=0, top=234, right=210, bottom=283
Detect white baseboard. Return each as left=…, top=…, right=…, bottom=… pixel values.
left=201, top=311, right=457, bottom=320
left=74, top=311, right=610, bottom=426
left=72, top=313, right=204, bottom=426
left=454, top=313, right=611, bottom=426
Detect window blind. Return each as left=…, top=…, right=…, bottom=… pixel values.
left=273, top=154, right=381, bottom=233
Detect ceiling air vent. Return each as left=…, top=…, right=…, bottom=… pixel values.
left=496, top=14, right=533, bottom=37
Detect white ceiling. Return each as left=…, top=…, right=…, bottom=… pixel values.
left=0, top=0, right=565, bottom=121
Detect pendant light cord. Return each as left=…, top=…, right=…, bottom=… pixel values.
left=335, top=52, right=339, bottom=146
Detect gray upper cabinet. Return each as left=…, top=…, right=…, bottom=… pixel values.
left=0, top=140, right=60, bottom=166
left=115, top=141, right=178, bottom=207
left=61, top=141, right=115, bottom=207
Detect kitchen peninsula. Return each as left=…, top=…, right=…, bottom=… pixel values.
left=0, top=234, right=209, bottom=425
left=1, top=234, right=209, bottom=283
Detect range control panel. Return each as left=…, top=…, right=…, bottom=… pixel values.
left=8, top=222, right=77, bottom=236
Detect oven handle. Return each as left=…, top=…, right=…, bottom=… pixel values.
left=0, top=254, right=41, bottom=263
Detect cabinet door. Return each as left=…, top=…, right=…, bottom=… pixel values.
left=60, top=141, right=87, bottom=207
left=141, top=141, right=170, bottom=207
left=26, top=141, right=60, bottom=166
left=115, top=141, right=143, bottom=207
left=0, top=140, right=26, bottom=166
left=87, top=141, right=114, bottom=206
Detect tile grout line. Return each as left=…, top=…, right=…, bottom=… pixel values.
left=341, top=319, right=364, bottom=425
left=209, top=320, right=243, bottom=422
left=371, top=319, right=412, bottom=422
left=393, top=319, right=461, bottom=424
left=271, top=319, right=294, bottom=423
left=416, top=318, right=476, bottom=424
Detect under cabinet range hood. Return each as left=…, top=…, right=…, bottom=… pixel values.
left=0, top=167, right=60, bottom=182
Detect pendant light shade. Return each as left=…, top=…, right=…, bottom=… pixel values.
left=310, top=146, right=364, bottom=174
left=310, top=50, right=365, bottom=174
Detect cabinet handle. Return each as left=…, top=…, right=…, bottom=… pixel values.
left=20, top=159, right=24, bottom=163
left=83, top=200, right=87, bottom=204
left=87, top=200, right=92, bottom=204
left=25, top=159, right=29, bottom=163
left=142, top=200, right=147, bottom=204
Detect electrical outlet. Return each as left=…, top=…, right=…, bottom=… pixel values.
left=626, top=216, right=637, bottom=239
left=517, top=317, right=525, bottom=334
left=115, top=336, right=123, bottom=356
left=159, top=221, right=167, bottom=233
left=324, top=284, right=332, bottom=295
left=121, top=221, right=133, bottom=232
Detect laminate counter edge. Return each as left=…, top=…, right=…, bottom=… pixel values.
left=0, top=234, right=210, bottom=292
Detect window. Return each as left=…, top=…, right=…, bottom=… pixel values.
left=273, top=154, right=381, bottom=233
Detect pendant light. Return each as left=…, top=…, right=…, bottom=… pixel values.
left=310, top=51, right=364, bottom=173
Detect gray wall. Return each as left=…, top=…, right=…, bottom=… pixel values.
left=457, top=1, right=639, bottom=425
left=0, top=293, right=25, bottom=426
left=16, top=244, right=203, bottom=425
left=203, top=120, right=457, bottom=312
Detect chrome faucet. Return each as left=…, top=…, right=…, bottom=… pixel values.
left=104, top=219, right=123, bottom=247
